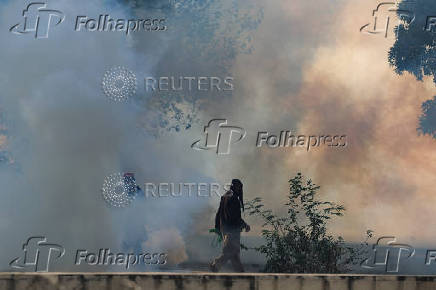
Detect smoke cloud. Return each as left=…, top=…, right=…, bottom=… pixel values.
left=1, top=0, right=435, bottom=272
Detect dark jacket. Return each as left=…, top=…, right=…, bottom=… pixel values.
left=215, top=190, right=247, bottom=232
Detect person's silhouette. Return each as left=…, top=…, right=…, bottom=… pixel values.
left=210, top=179, right=250, bottom=272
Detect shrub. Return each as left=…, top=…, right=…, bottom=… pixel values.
left=245, top=173, right=372, bottom=273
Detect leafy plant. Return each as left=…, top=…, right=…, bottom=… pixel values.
left=245, top=173, right=372, bottom=273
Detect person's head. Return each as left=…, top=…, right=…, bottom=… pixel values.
left=230, top=179, right=244, bottom=211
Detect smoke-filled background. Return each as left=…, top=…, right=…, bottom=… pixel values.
left=0, top=0, right=436, bottom=272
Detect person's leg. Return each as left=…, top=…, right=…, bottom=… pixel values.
left=210, top=253, right=230, bottom=272
left=227, top=230, right=244, bottom=272
left=210, top=233, right=232, bottom=272
left=230, top=254, right=244, bottom=272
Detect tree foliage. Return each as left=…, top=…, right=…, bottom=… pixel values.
left=418, top=96, right=436, bottom=137
left=245, top=173, right=372, bottom=273
left=388, top=0, right=436, bottom=83
left=387, top=0, right=436, bottom=138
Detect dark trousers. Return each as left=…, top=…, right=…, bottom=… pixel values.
left=211, top=229, right=244, bottom=272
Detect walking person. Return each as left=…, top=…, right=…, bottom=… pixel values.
left=210, top=179, right=250, bottom=272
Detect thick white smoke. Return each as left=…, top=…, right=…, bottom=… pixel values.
left=0, top=0, right=225, bottom=271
